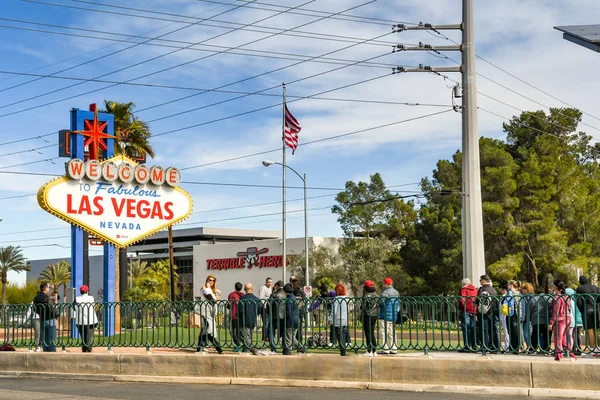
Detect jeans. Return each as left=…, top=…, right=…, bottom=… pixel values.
left=531, top=324, right=548, bottom=352
left=482, top=314, right=500, bottom=351
left=460, top=313, right=476, bottom=350
left=41, top=320, right=56, bottom=352
left=522, top=321, right=531, bottom=349
left=333, top=326, right=348, bottom=356
left=262, top=312, right=270, bottom=341
left=230, top=319, right=241, bottom=347
left=508, top=315, right=520, bottom=352
left=269, top=319, right=283, bottom=352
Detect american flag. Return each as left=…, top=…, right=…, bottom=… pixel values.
left=284, top=104, right=302, bottom=154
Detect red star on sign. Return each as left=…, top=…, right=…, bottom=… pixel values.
left=74, top=108, right=114, bottom=161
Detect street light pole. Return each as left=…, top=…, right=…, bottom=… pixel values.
left=262, top=160, right=310, bottom=288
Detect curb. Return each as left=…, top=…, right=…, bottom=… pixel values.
left=4, top=372, right=600, bottom=398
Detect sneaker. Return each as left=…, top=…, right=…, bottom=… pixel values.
left=372, top=351, right=378, bottom=357
left=379, top=350, right=390, bottom=355
left=34, top=347, right=41, bottom=352
left=390, top=350, right=398, bottom=354
left=363, top=352, right=373, bottom=357
left=328, top=343, right=333, bottom=347
left=232, top=346, right=241, bottom=353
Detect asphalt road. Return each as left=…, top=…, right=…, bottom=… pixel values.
left=0, top=378, right=551, bottom=400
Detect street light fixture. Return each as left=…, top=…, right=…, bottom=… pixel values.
left=262, top=160, right=310, bottom=288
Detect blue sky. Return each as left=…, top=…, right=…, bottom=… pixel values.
left=1, top=0, right=600, bottom=285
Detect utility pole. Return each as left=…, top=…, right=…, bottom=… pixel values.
left=393, top=0, right=486, bottom=284
left=168, top=226, right=175, bottom=302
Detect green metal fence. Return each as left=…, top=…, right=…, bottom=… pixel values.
left=1, top=294, right=598, bottom=356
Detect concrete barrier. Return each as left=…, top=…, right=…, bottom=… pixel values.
left=1, top=351, right=599, bottom=394
left=235, top=355, right=370, bottom=382
left=532, top=360, right=600, bottom=390
left=371, top=357, right=532, bottom=388
left=120, top=354, right=235, bottom=378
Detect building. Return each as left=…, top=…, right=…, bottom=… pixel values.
left=27, top=227, right=281, bottom=300
left=193, top=237, right=341, bottom=299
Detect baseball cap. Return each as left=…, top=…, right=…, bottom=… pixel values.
left=80, top=285, right=89, bottom=292
left=383, top=277, right=393, bottom=285
left=364, top=280, right=375, bottom=288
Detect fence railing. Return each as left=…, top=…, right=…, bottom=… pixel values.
left=1, top=294, right=598, bottom=356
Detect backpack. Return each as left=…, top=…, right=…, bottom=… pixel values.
left=478, top=291, right=491, bottom=315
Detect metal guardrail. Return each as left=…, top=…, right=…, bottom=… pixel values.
left=1, top=294, right=598, bottom=357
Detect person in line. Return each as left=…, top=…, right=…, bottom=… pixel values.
left=361, top=280, right=379, bottom=357
left=307, top=286, right=329, bottom=326
left=227, top=282, right=244, bottom=352
left=576, top=275, right=600, bottom=355
left=529, top=288, right=550, bottom=354
left=33, top=282, right=58, bottom=352
left=25, top=295, right=41, bottom=352
left=477, top=275, right=499, bottom=352
left=74, top=285, right=98, bottom=353
left=502, top=280, right=520, bottom=354
left=269, top=280, right=286, bottom=354
left=283, top=283, right=302, bottom=355
left=329, top=283, right=349, bottom=356
left=195, top=275, right=223, bottom=354
left=458, top=278, right=477, bottom=352
left=378, top=277, right=399, bottom=354
left=520, top=282, right=534, bottom=353
left=565, top=287, right=583, bottom=356
left=259, top=277, right=273, bottom=342
left=549, top=280, right=574, bottom=360
left=239, top=283, right=261, bottom=355
left=290, top=276, right=306, bottom=344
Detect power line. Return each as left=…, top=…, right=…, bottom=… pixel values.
left=0, top=69, right=452, bottom=108
left=422, top=32, right=600, bottom=132
left=180, top=109, right=454, bottom=170
left=0, top=157, right=59, bottom=170
left=0, top=144, right=54, bottom=158
left=0, top=133, right=53, bottom=148
left=0, top=194, right=36, bottom=201
left=0, top=0, right=303, bottom=109
left=0, top=25, right=396, bottom=71
left=2, top=0, right=372, bottom=116
left=5, top=4, right=398, bottom=49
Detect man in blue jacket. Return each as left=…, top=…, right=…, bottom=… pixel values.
left=283, top=283, right=303, bottom=355
left=239, top=283, right=261, bottom=355
left=379, top=277, right=399, bottom=354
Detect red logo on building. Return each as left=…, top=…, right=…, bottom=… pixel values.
left=206, top=247, right=293, bottom=271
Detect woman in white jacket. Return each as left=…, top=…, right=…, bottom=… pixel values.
left=195, top=275, right=223, bottom=354
left=25, top=298, right=41, bottom=352
left=74, top=285, right=98, bottom=353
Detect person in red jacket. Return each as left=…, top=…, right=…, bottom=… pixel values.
left=227, top=282, right=244, bottom=352
left=458, top=278, right=478, bottom=352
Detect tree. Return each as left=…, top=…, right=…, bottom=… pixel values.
left=38, top=261, right=71, bottom=301
left=340, top=237, right=395, bottom=295
left=0, top=246, right=30, bottom=305
left=128, top=259, right=150, bottom=287
left=123, top=259, right=177, bottom=301
left=102, top=101, right=155, bottom=159
left=5, top=282, right=39, bottom=305
left=287, top=245, right=344, bottom=287
left=332, top=173, right=394, bottom=238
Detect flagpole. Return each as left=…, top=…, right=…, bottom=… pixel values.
left=282, top=83, right=287, bottom=284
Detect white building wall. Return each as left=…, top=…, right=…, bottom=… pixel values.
left=192, top=237, right=340, bottom=299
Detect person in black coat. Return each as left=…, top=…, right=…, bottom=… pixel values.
left=576, top=275, right=600, bottom=352
left=239, top=283, right=260, bottom=355
left=32, top=282, right=58, bottom=352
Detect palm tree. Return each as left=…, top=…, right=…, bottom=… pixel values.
left=102, top=100, right=155, bottom=159
left=0, top=246, right=30, bottom=305
left=38, top=261, right=71, bottom=301
left=129, top=259, right=149, bottom=287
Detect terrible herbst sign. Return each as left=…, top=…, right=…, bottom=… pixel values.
left=38, top=155, right=193, bottom=247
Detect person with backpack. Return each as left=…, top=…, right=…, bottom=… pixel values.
left=458, top=278, right=478, bottom=352
left=576, top=275, right=600, bottom=354
left=549, top=280, right=574, bottom=360
left=477, top=275, right=498, bottom=352
left=503, top=280, right=520, bottom=354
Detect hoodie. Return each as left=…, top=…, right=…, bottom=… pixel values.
left=458, top=284, right=478, bottom=315
left=576, top=276, right=600, bottom=314
left=565, top=288, right=583, bottom=327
